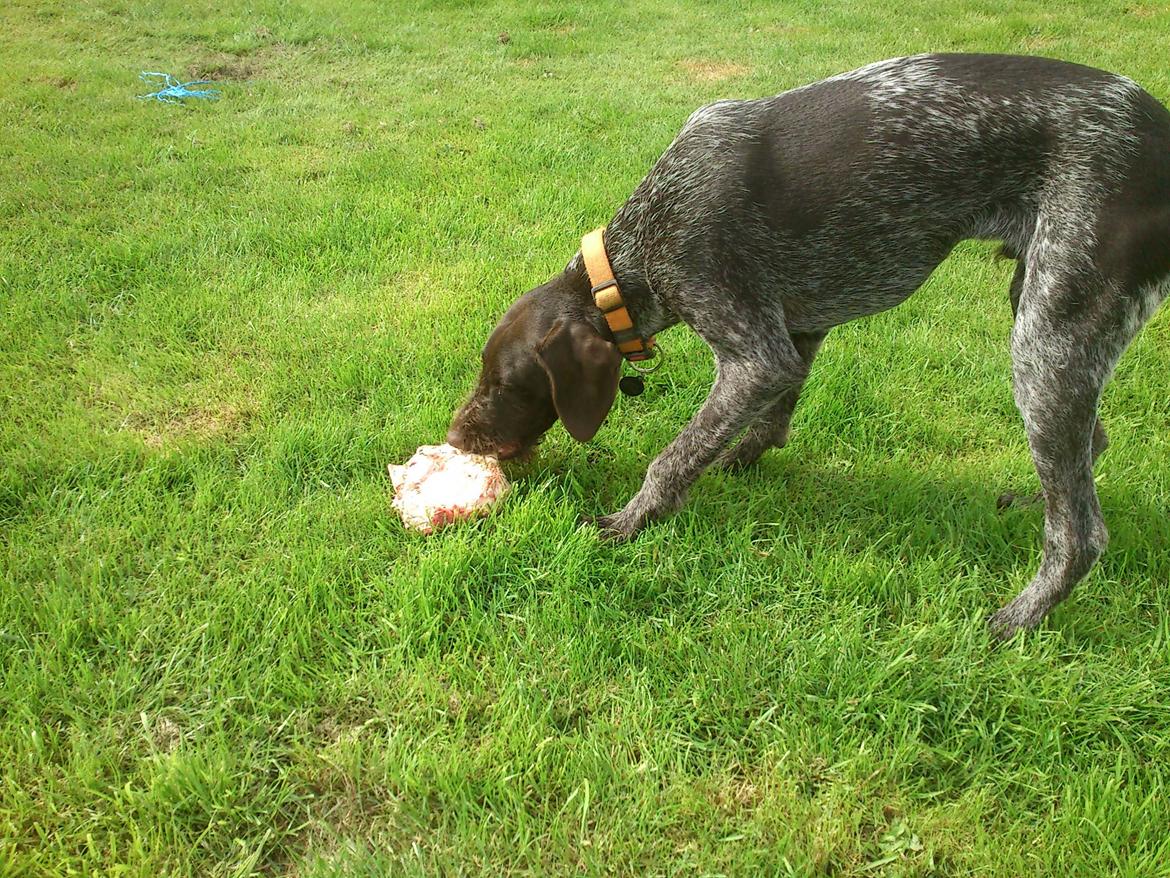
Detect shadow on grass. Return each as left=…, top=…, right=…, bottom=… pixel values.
left=512, top=441, right=1168, bottom=646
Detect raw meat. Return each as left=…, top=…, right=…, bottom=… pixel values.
left=388, top=444, right=509, bottom=534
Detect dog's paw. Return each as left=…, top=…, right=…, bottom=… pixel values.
left=579, top=511, right=641, bottom=543
left=987, top=600, right=1043, bottom=640
left=987, top=609, right=1024, bottom=640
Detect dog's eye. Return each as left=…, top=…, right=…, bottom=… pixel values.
left=496, top=382, right=526, bottom=401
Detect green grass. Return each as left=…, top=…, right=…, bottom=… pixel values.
left=3, top=0, right=1170, bottom=874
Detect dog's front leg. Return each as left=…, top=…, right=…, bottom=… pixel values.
left=593, top=353, right=804, bottom=540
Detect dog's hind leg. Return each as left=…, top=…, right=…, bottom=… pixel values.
left=1008, top=257, right=1115, bottom=468
left=989, top=257, right=1154, bottom=637
left=997, top=260, right=1110, bottom=511
left=714, top=331, right=827, bottom=470
left=1010, top=259, right=1111, bottom=464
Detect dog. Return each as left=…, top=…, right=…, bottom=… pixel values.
left=447, top=54, right=1170, bottom=636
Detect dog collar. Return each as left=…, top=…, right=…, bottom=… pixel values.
left=581, top=227, right=656, bottom=362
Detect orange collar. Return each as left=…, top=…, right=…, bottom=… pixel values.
left=581, top=228, right=656, bottom=362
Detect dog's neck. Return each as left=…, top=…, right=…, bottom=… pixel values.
left=562, top=222, right=676, bottom=342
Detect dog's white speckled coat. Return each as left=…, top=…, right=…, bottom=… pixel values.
left=452, top=54, right=1170, bottom=636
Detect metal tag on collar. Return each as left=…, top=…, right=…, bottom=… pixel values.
left=619, top=375, right=644, bottom=396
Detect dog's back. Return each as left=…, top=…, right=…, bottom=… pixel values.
left=615, top=53, right=1170, bottom=332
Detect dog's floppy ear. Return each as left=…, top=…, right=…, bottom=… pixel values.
left=536, top=319, right=622, bottom=442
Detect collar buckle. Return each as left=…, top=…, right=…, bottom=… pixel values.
left=590, top=279, right=619, bottom=298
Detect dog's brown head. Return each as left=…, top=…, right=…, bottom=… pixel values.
left=447, top=277, right=622, bottom=459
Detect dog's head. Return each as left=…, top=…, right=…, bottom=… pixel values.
left=447, top=280, right=622, bottom=459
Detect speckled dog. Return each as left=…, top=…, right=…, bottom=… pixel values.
left=448, top=54, right=1170, bottom=636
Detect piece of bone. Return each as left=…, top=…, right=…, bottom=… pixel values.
left=388, top=444, right=509, bottom=534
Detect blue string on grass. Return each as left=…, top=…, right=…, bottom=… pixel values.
left=137, top=72, right=220, bottom=104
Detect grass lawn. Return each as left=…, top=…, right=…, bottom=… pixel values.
left=3, top=0, right=1170, bottom=874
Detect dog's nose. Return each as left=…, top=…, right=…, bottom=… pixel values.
left=446, top=426, right=466, bottom=449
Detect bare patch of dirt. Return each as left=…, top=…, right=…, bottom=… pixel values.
left=797, top=755, right=832, bottom=799
left=187, top=54, right=260, bottom=81
left=711, top=776, right=762, bottom=814
left=186, top=40, right=294, bottom=82
left=283, top=735, right=422, bottom=874
left=129, top=402, right=249, bottom=449
left=679, top=59, right=750, bottom=82
left=140, top=711, right=182, bottom=752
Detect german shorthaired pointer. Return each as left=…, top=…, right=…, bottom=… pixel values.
left=447, top=54, right=1170, bottom=636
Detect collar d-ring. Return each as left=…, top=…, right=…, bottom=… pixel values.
left=628, top=341, right=663, bottom=374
